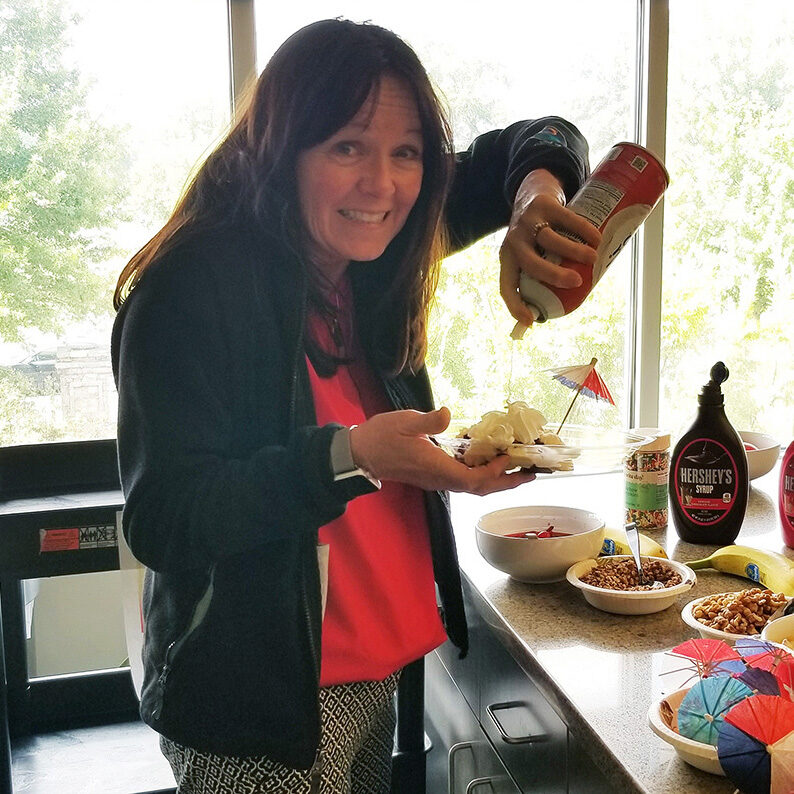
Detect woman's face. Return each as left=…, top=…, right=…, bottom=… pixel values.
left=296, top=76, right=424, bottom=283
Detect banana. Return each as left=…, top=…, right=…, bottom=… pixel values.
left=600, top=526, right=667, bottom=559
left=687, top=545, right=794, bottom=595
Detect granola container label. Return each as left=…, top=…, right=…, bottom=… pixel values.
left=625, top=431, right=670, bottom=530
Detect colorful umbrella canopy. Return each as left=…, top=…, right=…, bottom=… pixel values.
left=678, top=676, right=755, bottom=745
left=736, top=638, right=794, bottom=671
left=669, top=638, right=743, bottom=677
left=742, top=649, right=794, bottom=701
left=724, top=694, right=794, bottom=745
left=770, top=730, right=794, bottom=794
left=737, top=668, right=783, bottom=697
left=717, top=720, right=771, bottom=794
left=773, top=660, right=794, bottom=702
left=547, top=357, right=615, bottom=432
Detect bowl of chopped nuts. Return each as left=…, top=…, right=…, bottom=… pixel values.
left=566, top=556, right=696, bottom=615
left=682, top=588, right=789, bottom=642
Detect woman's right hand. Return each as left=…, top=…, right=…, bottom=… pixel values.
left=348, top=407, right=535, bottom=496
left=499, top=169, right=601, bottom=327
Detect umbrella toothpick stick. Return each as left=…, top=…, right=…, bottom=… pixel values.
left=556, top=357, right=598, bottom=435
left=557, top=382, right=586, bottom=435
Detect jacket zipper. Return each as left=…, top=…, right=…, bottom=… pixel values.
left=288, top=287, right=321, bottom=684
left=151, top=565, right=216, bottom=721
left=384, top=376, right=411, bottom=410
left=309, top=748, right=324, bottom=793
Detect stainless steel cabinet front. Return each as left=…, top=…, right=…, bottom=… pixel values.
left=425, top=650, right=520, bottom=794
left=567, top=729, right=613, bottom=794
left=477, top=627, right=567, bottom=794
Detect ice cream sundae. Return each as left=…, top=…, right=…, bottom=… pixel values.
left=453, top=402, right=576, bottom=472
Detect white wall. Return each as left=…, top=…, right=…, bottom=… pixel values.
left=27, top=571, right=129, bottom=677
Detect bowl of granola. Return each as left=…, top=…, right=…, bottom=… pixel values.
left=566, top=556, right=696, bottom=614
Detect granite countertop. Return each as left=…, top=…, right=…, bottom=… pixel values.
left=449, top=462, right=787, bottom=794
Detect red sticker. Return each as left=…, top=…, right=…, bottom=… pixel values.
left=40, top=528, right=80, bottom=552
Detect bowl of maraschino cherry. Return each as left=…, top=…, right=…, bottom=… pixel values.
left=475, top=505, right=605, bottom=583
left=738, top=431, right=780, bottom=480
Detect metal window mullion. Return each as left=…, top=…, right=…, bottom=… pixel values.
left=227, top=0, right=257, bottom=116
left=629, top=0, right=669, bottom=429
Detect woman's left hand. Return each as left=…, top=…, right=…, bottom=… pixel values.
left=499, top=169, right=601, bottom=326
left=349, top=407, right=536, bottom=496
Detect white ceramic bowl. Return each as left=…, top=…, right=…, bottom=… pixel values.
left=739, top=431, right=780, bottom=480
left=566, top=556, right=696, bottom=615
left=648, top=687, right=724, bottom=776
left=761, top=612, right=794, bottom=646
left=475, top=506, right=605, bottom=583
left=682, top=594, right=781, bottom=643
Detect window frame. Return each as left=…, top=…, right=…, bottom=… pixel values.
left=0, top=0, right=257, bottom=756
left=0, top=0, right=674, bottom=462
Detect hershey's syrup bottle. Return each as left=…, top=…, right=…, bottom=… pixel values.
left=669, top=362, right=749, bottom=544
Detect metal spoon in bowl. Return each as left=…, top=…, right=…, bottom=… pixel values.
left=625, top=522, right=665, bottom=589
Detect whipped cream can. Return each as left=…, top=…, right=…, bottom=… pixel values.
left=519, top=142, right=669, bottom=322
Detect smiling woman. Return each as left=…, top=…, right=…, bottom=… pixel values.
left=296, top=77, right=425, bottom=281
left=110, top=16, right=597, bottom=793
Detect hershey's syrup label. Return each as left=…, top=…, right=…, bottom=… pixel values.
left=674, top=438, right=739, bottom=525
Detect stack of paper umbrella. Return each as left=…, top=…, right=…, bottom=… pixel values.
left=662, top=637, right=794, bottom=793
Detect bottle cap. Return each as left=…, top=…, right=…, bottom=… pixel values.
left=698, top=361, right=728, bottom=406
left=631, top=428, right=671, bottom=452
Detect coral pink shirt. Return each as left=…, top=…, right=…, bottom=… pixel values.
left=306, top=280, right=446, bottom=686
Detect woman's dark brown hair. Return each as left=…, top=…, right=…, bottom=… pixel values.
left=113, top=18, right=454, bottom=375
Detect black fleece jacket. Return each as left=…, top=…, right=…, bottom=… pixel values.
left=111, top=118, right=589, bottom=768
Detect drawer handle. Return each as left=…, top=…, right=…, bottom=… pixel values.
left=448, top=741, right=475, bottom=794
left=486, top=701, right=545, bottom=745
left=466, top=777, right=496, bottom=794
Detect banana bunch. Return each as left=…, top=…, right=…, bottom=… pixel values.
left=688, top=545, right=794, bottom=595
left=600, top=526, right=667, bottom=559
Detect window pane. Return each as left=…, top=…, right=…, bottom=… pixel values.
left=255, top=5, right=637, bottom=429
left=0, top=0, right=230, bottom=446
left=661, top=2, right=794, bottom=439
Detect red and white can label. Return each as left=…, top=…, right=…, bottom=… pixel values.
left=673, top=439, right=739, bottom=525
left=782, top=462, right=794, bottom=525
left=519, top=142, right=669, bottom=322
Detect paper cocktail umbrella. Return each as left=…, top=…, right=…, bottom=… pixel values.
left=736, top=638, right=794, bottom=671
left=718, top=696, right=794, bottom=794
left=547, top=357, right=615, bottom=433
left=678, top=676, right=755, bottom=745
left=718, top=720, right=771, bottom=794
left=669, top=638, right=742, bottom=676
left=770, top=730, right=794, bottom=794
left=724, top=694, right=794, bottom=745
left=742, top=649, right=794, bottom=700
left=736, top=668, right=782, bottom=697
left=771, top=659, right=794, bottom=702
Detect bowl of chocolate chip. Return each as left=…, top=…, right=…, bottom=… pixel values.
left=566, top=556, right=696, bottom=615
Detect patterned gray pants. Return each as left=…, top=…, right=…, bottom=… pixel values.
left=160, top=671, right=400, bottom=794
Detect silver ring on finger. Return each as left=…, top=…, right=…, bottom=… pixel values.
left=531, top=220, right=550, bottom=250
